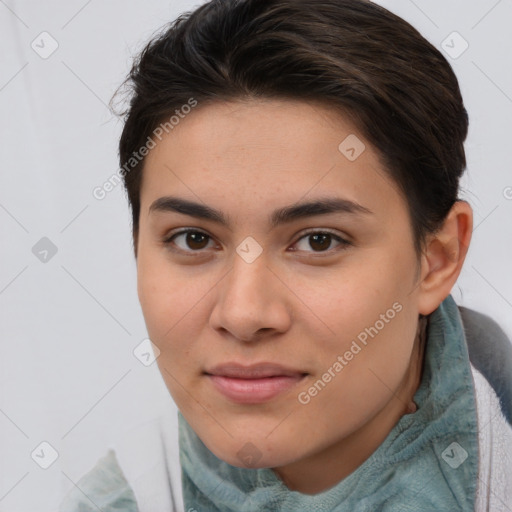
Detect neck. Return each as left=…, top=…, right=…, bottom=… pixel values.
left=272, top=316, right=428, bottom=495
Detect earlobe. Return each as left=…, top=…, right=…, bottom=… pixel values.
left=417, top=200, right=473, bottom=316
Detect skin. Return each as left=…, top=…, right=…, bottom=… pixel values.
left=135, top=99, right=473, bottom=494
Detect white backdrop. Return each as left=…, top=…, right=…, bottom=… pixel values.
left=1, top=1, right=511, bottom=510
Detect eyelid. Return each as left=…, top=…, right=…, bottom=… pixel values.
left=294, top=227, right=351, bottom=243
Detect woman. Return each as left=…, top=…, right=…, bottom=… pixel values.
left=59, top=0, right=512, bottom=510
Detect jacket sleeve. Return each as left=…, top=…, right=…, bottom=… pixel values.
left=58, top=449, right=140, bottom=512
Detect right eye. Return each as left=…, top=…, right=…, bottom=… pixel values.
left=163, top=229, right=217, bottom=254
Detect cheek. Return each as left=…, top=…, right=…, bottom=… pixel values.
left=300, top=256, right=409, bottom=343
left=302, top=306, right=417, bottom=437
left=301, top=256, right=418, bottom=403
left=136, top=250, right=219, bottom=378
left=136, top=251, right=191, bottom=347
left=137, top=244, right=194, bottom=316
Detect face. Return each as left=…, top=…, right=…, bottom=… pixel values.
left=136, top=99, right=424, bottom=473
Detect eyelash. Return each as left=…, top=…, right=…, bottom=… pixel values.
left=162, top=228, right=352, bottom=256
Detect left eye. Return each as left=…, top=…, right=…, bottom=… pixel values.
left=293, top=231, right=350, bottom=253
left=163, top=229, right=351, bottom=254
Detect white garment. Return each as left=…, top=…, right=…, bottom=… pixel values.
left=472, top=366, right=512, bottom=511
left=112, top=402, right=184, bottom=512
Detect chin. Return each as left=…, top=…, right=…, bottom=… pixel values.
left=201, top=433, right=299, bottom=470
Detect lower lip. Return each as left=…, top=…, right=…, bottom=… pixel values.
left=207, top=374, right=306, bottom=404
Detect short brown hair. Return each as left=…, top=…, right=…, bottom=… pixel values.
left=113, top=0, right=469, bottom=257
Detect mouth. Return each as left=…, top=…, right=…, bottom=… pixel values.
left=204, top=362, right=308, bottom=404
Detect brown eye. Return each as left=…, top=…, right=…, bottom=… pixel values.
left=293, top=230, right=351, bottom=253
left=184, top=231, right=209, bottom=250
left=309, top=233, right=332, bottom=251
left=164, top=230, right=214, bottom=252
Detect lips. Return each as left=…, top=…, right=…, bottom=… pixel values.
left=205, top=362, right=306, bottom=379
left=204, top=362, right=307, bottom=404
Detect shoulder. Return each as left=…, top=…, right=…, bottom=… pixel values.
left=108, top=406, right=184, bottom=512
left=58, top=408, right=183, bottom=512
left=470, top=365, right=512, bottom=511
left=458, top=305, right=512, bottom=424
left=59, top=449, right=139, bottom=512
left=459, top=305, right=512, bottom=510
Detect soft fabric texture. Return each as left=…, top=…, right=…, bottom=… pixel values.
left=58, top=294, right=512, bottom=511
left=459, top=305, right=512, bottom=424
left=58, top=449, right=138, bottom=512
left=471, top=367, right=512, bottom=511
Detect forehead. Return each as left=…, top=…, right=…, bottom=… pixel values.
left=150, top=99, right=362, bottom=163
left=140, top=99, right=406, bottom=224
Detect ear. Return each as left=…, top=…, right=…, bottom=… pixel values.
left=417, top=200, right=473, bottom=316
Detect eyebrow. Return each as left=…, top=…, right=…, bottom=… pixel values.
left=148, top=195, right=373, bottom=228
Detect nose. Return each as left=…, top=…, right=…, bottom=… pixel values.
left=209, top=252, right=292, bottom=343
